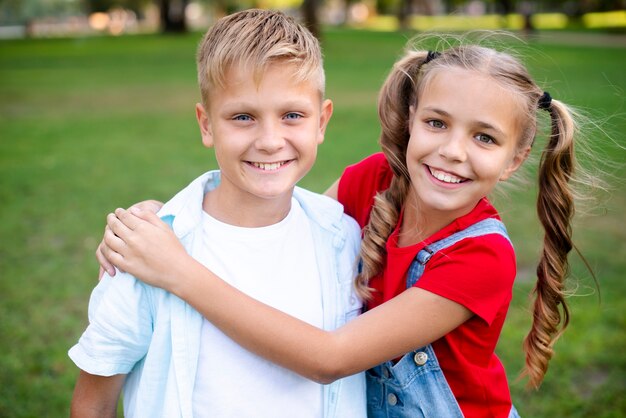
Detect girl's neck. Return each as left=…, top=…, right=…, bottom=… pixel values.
left=397, top=192, right=465, bottom=247
left=397, top=204, right=434, bottom=247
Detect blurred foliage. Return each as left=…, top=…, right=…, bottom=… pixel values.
left=1, top=0, right=624, bottom=26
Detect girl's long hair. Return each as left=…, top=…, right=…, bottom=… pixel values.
left=358, top=43, right=581, bottom=388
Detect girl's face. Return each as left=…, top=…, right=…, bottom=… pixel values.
left=405, top=68, right=530, bottom=224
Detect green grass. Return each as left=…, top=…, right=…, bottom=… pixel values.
left=0, top=29, right=624, bottom=417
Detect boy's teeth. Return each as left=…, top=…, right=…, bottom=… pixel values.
left=252, top=161, right=285, bottom=171
left=429, top=167, right=463, bottom=184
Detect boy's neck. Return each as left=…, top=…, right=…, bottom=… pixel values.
left=202, top=187, right=293, bottom=228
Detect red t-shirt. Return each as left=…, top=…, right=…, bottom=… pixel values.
left=338, top=153, right=516, bottom=418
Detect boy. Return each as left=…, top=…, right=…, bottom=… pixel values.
left=69, top=9, right=366, bottom=417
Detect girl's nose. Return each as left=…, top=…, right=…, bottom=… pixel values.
left=438, top=132, right=467, bottom=162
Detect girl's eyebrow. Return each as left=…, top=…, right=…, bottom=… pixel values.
left=474, top=121, right=506, bottom=137
left=422, top=106, right=506, bottom=137
left=421, top=107, right=450, bottom=118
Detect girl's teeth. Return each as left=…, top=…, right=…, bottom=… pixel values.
left=430, top=168, right=463, bottom=184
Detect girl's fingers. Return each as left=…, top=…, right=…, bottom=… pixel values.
left=103, top=224, right=127, bottom=255
left=130, top=207, right=168, bottom=229
left=95, top=241, right=116, bottom=278
left=107, top=211, right=133, bottom=238
left=100, top=236, right=126, bottom=273
left=113, top=208, right=144, bottom=231
left=130, top=199, right=163, bottom=214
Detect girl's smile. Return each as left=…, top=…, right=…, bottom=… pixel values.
left=405, top=68, right=529, bottom=230
left=425, top=165, right=470, bottom=186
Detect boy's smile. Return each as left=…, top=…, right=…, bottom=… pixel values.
left=196, top=62, right=333, bottom=227
left=404, top=68, right=528, bottom=232
left=248, top=161, right=292, bottom=171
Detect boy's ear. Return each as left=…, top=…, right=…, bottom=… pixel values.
left=500, top=146, right=531, bottom=181
left=196, top=103, right=213, bottom=148
left=316, top=99, right=334, bottom=144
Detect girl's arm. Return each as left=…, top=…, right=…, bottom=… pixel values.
left=103, top=208, right=472, bottom=383
left=324, top=178, right=340, bottom=200
left=96, top=179, right=339, bottom=277
left=96, top=200, right=164, bottom=278
left=70, top=371, right=125, bottom=418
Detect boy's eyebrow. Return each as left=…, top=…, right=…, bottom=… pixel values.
left=221, top=99, right=316, bottom=111
left=280, top=99, right=317, bottom=110
left=422, top=107, right=507, bottom=136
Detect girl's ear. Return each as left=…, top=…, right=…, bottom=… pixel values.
left=500, top=146, right=531, bottom=181
left=196, top=103, right=213, bottom=148
left=408, top=105, right=416, bottom=132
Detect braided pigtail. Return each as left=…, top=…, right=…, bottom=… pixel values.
left=523, top=97, right=577, bottom=388
left=355, top=51, right=431, bottom=299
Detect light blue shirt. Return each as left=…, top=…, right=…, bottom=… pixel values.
left=69, top=170, right=366, bottom=417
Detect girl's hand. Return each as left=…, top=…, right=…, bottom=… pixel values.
left=96, top=200, right=163, bottom=278
left=100, top=207, right=191, bottom=292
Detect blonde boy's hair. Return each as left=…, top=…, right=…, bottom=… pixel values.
left=197, top=9, right=325, bottom=108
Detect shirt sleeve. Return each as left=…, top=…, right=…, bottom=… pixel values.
left=416, top=234, right=516, bottom=325
left=68, top=272, right=155, bottom=376
left=337, top=153, right=393, bottom=229
left=338, top=213, right=365, bottom=320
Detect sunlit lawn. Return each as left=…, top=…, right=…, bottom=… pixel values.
left=0, top=28, right=624, bottom=416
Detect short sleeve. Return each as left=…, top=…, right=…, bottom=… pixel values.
left=337, top=153, right=394, bottom=229
left=68, top=272, right=156, bottom=376
left=416, top=234, right=516, bottom=325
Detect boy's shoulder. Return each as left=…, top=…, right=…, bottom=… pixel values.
left=156, top=171, right=360, bottom=242
left=293, top=186, right=360, bottom=244
left=293, top=186, right=349, bottom=224
left=157, top=170, right=221, bottom=238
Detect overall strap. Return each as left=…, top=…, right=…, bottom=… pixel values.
left=406, top=218, right=510, bottom=289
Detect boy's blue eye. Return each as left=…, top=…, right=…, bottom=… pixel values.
left=233, top=114, right=252, bottom=121
left=284, top=112, right=302, bottom=120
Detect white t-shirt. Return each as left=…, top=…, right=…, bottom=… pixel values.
left=192, top=198, right=323, bottom=418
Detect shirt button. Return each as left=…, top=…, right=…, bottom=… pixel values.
left=387, top=393, right=398, bottom=406
left=382, top=367, right=390, bottom=378
left=414, top=351, right=428, bottom=366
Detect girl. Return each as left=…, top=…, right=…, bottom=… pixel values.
left=99, top=43, right=582, bottom=417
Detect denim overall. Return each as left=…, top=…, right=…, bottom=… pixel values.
left=366, top=218, right=521, bottom=418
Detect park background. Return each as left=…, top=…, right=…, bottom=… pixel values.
left=0, top=0, right=624, bottom=416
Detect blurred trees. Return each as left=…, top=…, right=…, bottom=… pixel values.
left=302, top=0, right=320, bottom=38
left=85, top=0, right=188, bottom=32
left=0, top=0, right=624, bottom=33
left=158, top=0, right=188, bottom=32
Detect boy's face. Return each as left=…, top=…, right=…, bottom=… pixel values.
left=196, top=62, right=332, bottom=212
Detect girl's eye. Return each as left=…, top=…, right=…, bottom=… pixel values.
left=427, top=119, right=445, bottom=129
left=475, top=133, right=495, bottom=144
left=284, top=112, right=302, bottom=120
left=233, top=114, right=252, bottom=121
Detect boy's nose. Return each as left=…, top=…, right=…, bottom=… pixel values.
left=255, top=122, right=286, bottom=152
left=438, top=133, right=467, bottom=162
